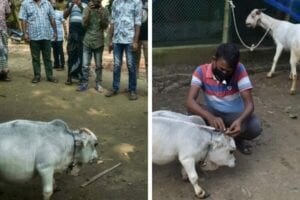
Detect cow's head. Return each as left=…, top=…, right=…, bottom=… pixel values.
left=246, top=9, right=264, bottom=28
left=201, top=132, right=236, bottom=171
left=74, top=128, right=99, bottom=164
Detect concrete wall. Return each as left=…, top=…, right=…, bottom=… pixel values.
left=153, top=45, right=290, bottom=93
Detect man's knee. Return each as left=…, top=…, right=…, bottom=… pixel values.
left=242, top=116, right=262, bottom=140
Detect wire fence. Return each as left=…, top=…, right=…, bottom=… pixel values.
left=153, top=0, right=294, bottom=48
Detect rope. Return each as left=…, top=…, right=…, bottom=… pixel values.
left=228, top=0, right=270, bottom=51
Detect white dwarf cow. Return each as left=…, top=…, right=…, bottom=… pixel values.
left=152, top=111, right=236, bottom=199
left=246, top=8, right=300, bottom=94
left=0, top=119, right=99, bottom=200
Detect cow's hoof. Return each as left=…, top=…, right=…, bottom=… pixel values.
left=195, top=190, right=210, bottom=199
left=266, top=72, right=273, bottom=78
left=290, top=90, right=296, bottom=95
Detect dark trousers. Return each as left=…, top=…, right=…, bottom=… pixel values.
left=51, top=41, right=65, bottom=68
left=29, top=40, right=53, bottom=79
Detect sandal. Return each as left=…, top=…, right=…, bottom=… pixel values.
left=235, top=140, right=252, bottom=155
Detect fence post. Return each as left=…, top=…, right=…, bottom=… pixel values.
left=222, top=0, right=230, bottom=43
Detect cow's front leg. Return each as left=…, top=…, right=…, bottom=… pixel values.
left=179, top=157, right=209, bottom=199
left=37, top=167, right=54, bottom=200
left=181, top=166, right=188, bottom=181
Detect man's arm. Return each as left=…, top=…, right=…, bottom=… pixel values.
left=82, top=7, right=90, bottom=28
left=226, top=89, right=254, bottom=136
left=21, top=20, right=29, bottom=42
left=5, top=0, right=11, bottom=19
left=99, top=7, right=109, bottom=29
left=132, top=25, right=140, bottom=51
left=50, top=16, right=57, bottom=41
left=64, top=2, right=74, bottom=19
left=108, top=24, right=114, bottom=53
left=63, top=20, right=68, bottom=40
left=186, top=85, right=226, bottom=131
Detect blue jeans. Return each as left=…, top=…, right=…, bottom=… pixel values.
left=112, top=43, right=136, bottom=92
left=82, top=45, right=104, bottom=84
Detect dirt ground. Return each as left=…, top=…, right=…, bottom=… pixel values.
left=0, top=43, right=147, bottom=200
left=153, top=70, right=300, bottom=200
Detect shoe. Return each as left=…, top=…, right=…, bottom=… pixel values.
left=47, top=77, right=58, bottom=83
left=65, top=76, right=72, bottom=85
left=95, top=84, right=104, bottom=93
left=31, top=77, right=40, bottom=83
left=235, top=139, right=252, bottom=155
left=76, top=83, right=88, bottom=92
left=2, top=73, right=11, bottom=81
left=105, top=89, right=118, bottom=97
left=129, top=91, right=138, bottom=101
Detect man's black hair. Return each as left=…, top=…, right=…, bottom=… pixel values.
left=215, top=43, right=240, bottom=70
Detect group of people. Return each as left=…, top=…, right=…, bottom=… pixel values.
left=0, top=0, right=148, bottom=101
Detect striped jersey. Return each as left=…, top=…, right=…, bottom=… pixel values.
left=191, top=63, right=253, bottom=113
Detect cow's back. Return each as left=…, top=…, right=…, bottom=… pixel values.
left=0, top=119, right=73, bottom=183
left=152, top=116, right=211, bottom=165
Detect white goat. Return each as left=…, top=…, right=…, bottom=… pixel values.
left=246, top=9, right=300, bottom=94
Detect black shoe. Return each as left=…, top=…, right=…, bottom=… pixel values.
left=31, top=77, right=40, bottom=83
left=47, top=77, right=58, bottom=83
left=65, top=76, right=72, bottom=85
left=129, top=91, right=138, bottom=101
left=235, top=139, right=252, bottom=155
left=105, top=89, right=118, bottom=97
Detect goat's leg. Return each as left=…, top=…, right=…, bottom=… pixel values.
left=267, top=44, right=283, bottom=78
left=179, top=157, right=209, bottom=199
left=289, top=51, right=298, bottom=95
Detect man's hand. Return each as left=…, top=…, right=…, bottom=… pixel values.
left=225, top=119, right=242, bottom=137
left=108, top=42, right=113, bottom=54
left=207, top=116, right=226, bottom=132
left=88, top=1, right=95, bottom=9
left=53, top=32, right=57, bottom=41
left=24, top=33, right=30, bottom=42
left=132, top=41, right=138, bottom=52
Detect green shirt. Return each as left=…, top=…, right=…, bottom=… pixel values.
left=82, top=7, right=109, bottom=49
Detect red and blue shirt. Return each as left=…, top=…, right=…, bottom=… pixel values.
left=191, top=63, right=253, bottom=113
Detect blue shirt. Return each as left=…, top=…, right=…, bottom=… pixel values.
left=52, top=10, right=64, bottom=41
left=66, top=2, right=87, bottom=24
left=19, top=0, right=55, bottom=41
left=111, top=0, right=142, bottom=44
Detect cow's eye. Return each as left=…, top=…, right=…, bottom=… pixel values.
left=229, top=150, right=234, bottom=154
left=94, top=143, right=98, bottom=147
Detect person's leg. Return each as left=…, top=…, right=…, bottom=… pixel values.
left=0, top=30, right=10, bottom=81
left=29, top=40, right=41, bottom=82
left=81, top=45, right=92, bottom=84
left=112, top=43, right=123, bottom=91
left=125, top=44, right=137, bottom=93
left=134, top=41, right=142, bottom=79
left=51, top=41, right=59, bottom=68
left=94, top=46, right=104, bottom=90
left=41, top=40, right=56, bottom=82
left=58, top=41, right=64, bottom=69
left=142, top=40, right=148, bottom=81
left=106, top=43, right=123, bottom=97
